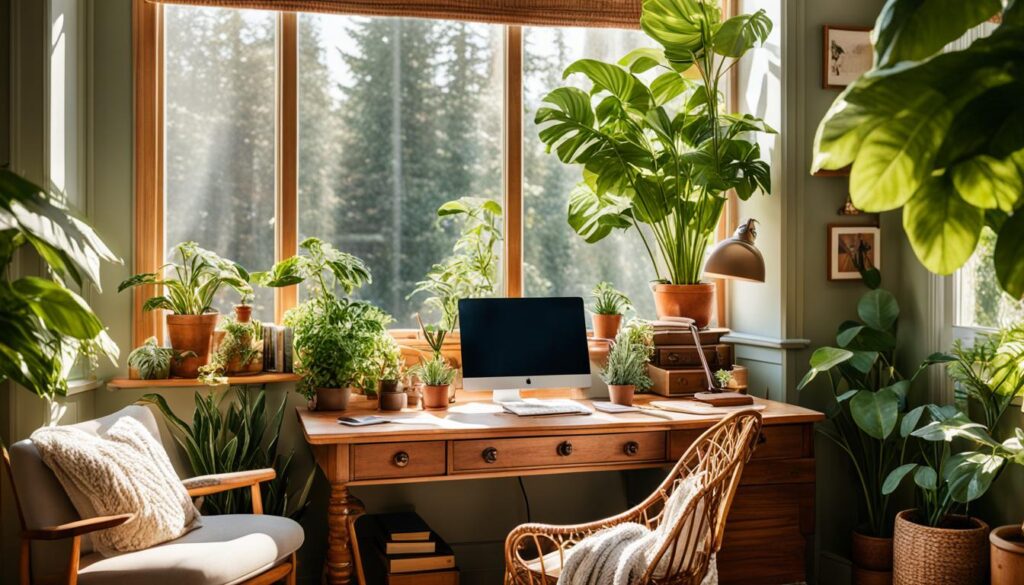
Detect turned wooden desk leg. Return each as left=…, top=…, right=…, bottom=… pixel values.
left=325, top=483, right=364, bottom=585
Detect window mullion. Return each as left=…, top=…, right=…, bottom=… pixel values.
left=503, top=25, right=524, bottom=298
left=275, top=12, right=299, bottom=324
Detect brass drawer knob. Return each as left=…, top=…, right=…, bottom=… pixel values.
left=482, top=447, right=498, bottom=464
left=393, top=451, right=410, bottom=467
left=624, top=441, right=640, bottom=456
left=557, top=441, right=573, bottom=457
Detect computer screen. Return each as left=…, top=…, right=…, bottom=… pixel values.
left=458, top=297, right=592, bottom=398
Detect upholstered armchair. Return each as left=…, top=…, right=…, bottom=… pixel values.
left=504, top=410, right=763, bottom=585
left=4, top=405, right=303, bottom=585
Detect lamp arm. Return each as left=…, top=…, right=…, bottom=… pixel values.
left=689, top=323, right=718, bottom=392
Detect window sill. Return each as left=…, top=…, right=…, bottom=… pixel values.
left=107, top=373, right=301, bottom=389
left=67, top=379, right=104, bottom=396
left=720, top=332, right=810, bottom=350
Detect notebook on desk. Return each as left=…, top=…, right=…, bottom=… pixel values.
left=500, top=399, right=592, bottom=417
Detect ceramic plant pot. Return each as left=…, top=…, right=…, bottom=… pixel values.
left=592, top=314, right=623, bottom=341
left=852, top=529, right=893, bottom=585
left=234, top=304, right=253, bottom=323
left=422, top=384, right=451, bottom=409
left=166, top=312, right=219, bottom=378
left=608, top=384, right=636, bottom=406
left=379, top=391, right=407, bottom=412
left=652, top=283, right=715, bottom=328
left=893, top=510, right=989, bottom=585
left=990, top=524, right=1024, bottom=585
left=315, top=387, right=352, bottom=411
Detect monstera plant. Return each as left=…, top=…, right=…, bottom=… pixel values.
left=535, top=0, right=774, bottom=326
left=813, top=0, right=1024, bottom=296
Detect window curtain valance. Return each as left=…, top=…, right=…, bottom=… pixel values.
left=147, top=0, right=643, bottom=28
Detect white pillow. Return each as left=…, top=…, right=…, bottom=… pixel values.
left=32, top=416, right=201, bottom=556
left=648, top=472, right=713, bottom=579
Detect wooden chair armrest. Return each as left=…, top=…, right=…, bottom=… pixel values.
left=183, top=468, right=276, bottom=497
left=23, top=513, right=134, bottom=541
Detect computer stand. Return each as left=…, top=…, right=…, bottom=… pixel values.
left=492, top=389, right=523, bottom=403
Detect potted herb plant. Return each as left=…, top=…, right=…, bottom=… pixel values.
left=372, top=333, right=407, bottom=411
left=409, top=315, right=457, bottom=409
left=254, top=237, right=387, bottom=411
left=198, top=317, right=264, bottom=385
left=127, top=337, right=192, bottom=380
left=590, top=282, right=632, bottom=341
left=797, top=271, right=953, bottom=584
left=601, top=320, right=654, bottom=406
left=119, top=241, right=251, bottom=377
left=536, top=0, right=774, bottom=326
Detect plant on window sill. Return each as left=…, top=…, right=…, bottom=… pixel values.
left=198, top=317, right=265, bottom=385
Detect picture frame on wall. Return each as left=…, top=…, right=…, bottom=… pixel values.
left=823, top=26, right=873, bottom=89
left=828, top=225, right=880, bottom=281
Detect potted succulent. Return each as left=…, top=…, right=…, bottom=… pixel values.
left=797, top=270, right=953, bottom=584
left=408, top=315, right=457, bottom=409
left=118, top=241, right=251, bottom=377
left=601, top=320, right=654, bottom=406
left=254, top=237, right=387, bottom=411
left=127, top=337, right=193, bottom=380
left=536, top=0, right=774, bottom=326
left=590, top=282, right=632, bottom=341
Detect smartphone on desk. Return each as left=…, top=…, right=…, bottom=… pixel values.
left=338, top=415, right=390, bottom=427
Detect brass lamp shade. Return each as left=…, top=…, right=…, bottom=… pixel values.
left=703, top=218, right=765, bottom=283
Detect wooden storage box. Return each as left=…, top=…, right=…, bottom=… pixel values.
left=648, top=364, right=748, bottom=396
left=653, top=344, right=733, bottom=369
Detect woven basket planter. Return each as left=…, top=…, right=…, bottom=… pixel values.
left=893, top=510, right=989, bottom=585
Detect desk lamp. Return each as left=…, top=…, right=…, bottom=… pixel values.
left=655, top=218, right=766, bottom=406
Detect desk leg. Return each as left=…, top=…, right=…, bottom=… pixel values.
left=325, top=483, right=364, bottom=585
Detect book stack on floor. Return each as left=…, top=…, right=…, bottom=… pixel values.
left=647, top=326, right=747, bottom=396
left=359, top=512, right=459, bottom=585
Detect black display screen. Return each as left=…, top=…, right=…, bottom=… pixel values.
left=458, top=297, right=591, bottom=379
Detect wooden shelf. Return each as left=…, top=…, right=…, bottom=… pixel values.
left=107, top=373, right=301, bottom=389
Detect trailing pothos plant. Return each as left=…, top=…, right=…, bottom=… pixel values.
left=0, top=169, right=120, bottom=400
left=797, top=269, right=953, bottom=537
left=536, top=0, right=774, bottom=285
left=118, top=241, right=252, bottom=315
left=813, top=0, right=1024, bottom=297
left=142, top=386, right=314, bottom=519
left=410, top=197, right=502, bottom=331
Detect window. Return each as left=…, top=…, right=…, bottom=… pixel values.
left=134, top=3, right=733, bottom=344
left=955, top=227, right=1024, bottom=331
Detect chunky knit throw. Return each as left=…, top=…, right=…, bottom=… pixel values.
left=557, top=473, right=717, bottom=585
left=31, top=416, right=201, bottom=556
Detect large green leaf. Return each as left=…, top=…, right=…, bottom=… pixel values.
left=873, top=0, right=1002, bottom=67
left=944, top=451, right=1004, bottom=503
left=535, top=87, right=601, bottom=164
left=566, top=184, right=632, bottom=243
left=850, top=388, right=900, bottom=439
left=12, top=277, right=103, bottom=340
left=563, top=59, right=653, bottom=113
left=994, top=211, right=1024, bottom=298
left=797, top=347, right=854, bottom=389
left=903, top=176, right=983, bottom=275
left=640, top=0, right=716, bottom=65
left=883, top=463, right=918, bottom=495
left=858, top=289, right=900, bottom=331
left=712, top=9, right=772, bottom=58
left=951, top=154, right=1022, bottom=211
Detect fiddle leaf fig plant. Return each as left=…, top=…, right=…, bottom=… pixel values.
left=813, top=0, right=1024, bottom=296
left=536, top=0, right=775, bottom=285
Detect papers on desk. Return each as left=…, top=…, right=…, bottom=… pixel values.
left=649, top=400, right=766, bottom=416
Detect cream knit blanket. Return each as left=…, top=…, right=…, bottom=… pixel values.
left=557, top=473, right=717, bottom=585
left=31, top=417, right=201, bottom=556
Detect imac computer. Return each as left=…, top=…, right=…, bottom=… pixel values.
left=458, top=297, right=592, bottom=403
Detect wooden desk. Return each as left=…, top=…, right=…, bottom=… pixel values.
left=297, top=391, right=823, bottom=585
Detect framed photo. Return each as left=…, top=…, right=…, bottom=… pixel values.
left=828, top=225, right=880, bottom=281
left=823, top=26, right=873, bottom=89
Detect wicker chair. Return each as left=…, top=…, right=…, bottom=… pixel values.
left=504, top=409, right=763, bottom=585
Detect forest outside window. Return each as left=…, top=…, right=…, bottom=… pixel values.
left=136, top=3, right=731, bottom=344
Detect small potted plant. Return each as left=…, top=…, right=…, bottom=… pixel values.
left=118, top=241, right=251, bottom=377
left=601, top=320, right=653, bottom=406
left=198, top=316, right=264, bottom=384
left=408, top=314, right=457, bottom=409
left=590, top=282, right=632, bottom=341
left=127, top=337, right=193, bottom=380
left=373, top=334, right=407, bottom=411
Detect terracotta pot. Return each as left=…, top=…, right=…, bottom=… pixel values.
left=129, top=367, right=141, bottom=380
left=422, top=384, right=451, bottom=409
left=226, top=353, right=262, bottom=376
left=852, top=529, right=893, bottom=585
left=893, top=510, right=989, bottom=585
left=608, top=384, right=635, bottom=406
left=592, top=314, right=623, bottom=341
left=991, top=524, right=1024, bottom=585
left=379, top=390, right=407, bottom=412
left=652, top=283, right=716, bottom=327
left=166, top=313, right=219, bottom=378
left=234, top=304, right=253, bottom=323
left=315, top=387, right=352, bottom=411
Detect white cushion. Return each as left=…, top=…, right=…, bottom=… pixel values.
left=78, top=514, right=304, bottom=585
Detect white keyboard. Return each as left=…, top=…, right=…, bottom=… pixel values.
left=500, top=399, right=592, bottom=417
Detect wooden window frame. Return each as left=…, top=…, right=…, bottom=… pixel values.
left=131, top=0, right=732, bottom=348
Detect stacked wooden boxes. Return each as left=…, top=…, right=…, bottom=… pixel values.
left=647, top=326, right=747, bottom=396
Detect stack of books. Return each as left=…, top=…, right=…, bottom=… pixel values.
left=261, top=324, right=293, bottom=373
left=647, top=326, right=745, bottom=396
left=359, top=512, right=459, bottom=585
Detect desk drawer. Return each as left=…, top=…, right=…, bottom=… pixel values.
left=669, top=424, right=809, bottom=461
left=352, top=441, right=446, bottom=480
left=451, top=432, right=666, bottom=473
